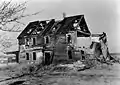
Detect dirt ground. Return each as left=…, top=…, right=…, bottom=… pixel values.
left=0, top=62, right=120, bottom=85
left=26, top=63, right=120, bottom=85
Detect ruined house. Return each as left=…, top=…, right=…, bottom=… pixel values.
left=17, top=14, right=110, bottom=64
left=17, top=20, right=53, bottom=63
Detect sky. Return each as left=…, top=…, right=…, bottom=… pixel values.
left=0, top=0, right=120, bottom=53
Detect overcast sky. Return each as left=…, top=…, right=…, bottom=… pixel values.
left=1, top=0, right=120, bottom=53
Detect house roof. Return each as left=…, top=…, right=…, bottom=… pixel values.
left=55, top=15, right=91, bottom=36
left=39, top=19, right=55, bottom=36
left=39, top=15, right=91, bottom=37
left=17, top=14, right=91, bottom=38
left=17, top=20, right=50, bottom=39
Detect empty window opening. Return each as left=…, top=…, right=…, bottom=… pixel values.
left=44, top=36, right=50, bottom=44
left=33, top=37, right=36, bottom=45
left=26, top=53, right=29, bottom=60
left=33, top=52, right=36, bottom=60
left=25, top=38, right=30, bottom=45
left=67, top=35, right=71, bottom=43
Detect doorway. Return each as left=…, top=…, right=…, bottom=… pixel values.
left=68, top=50, right=72, bottom=59
left=44, top=51, right=52, bottom=65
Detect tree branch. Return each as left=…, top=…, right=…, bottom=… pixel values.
left=0, top=0, right=41, bottom=32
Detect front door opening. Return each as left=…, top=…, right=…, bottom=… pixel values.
left=44, top=52, right=51, bottom=65
left=67, top=35, right=71, bottom=43
left=81, top=50, right=85, bottom=60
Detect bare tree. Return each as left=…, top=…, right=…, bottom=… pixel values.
left=0, top=0, right=40, bottom=32
left=0, top=0, right=41, bottom=52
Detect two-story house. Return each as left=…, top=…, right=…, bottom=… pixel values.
left=17, top=20, right=54, bottom=64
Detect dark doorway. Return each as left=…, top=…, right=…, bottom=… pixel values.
left=81, top=50, right=85, bottom=60
left=67, top=35, right=71, bottom=43
left=44, top=52, right=51, bottom=65
left=68, top=50, right=72, bottom=59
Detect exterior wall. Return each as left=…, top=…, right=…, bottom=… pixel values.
left=52, top=31, right=92, bottom=61
left=76, top=37, right=91, bottom=49
left=18, top=38, right=25, bottom=45
left=19, top=50, right=43, bottom=64
left=18, top=27, right=101, bottom=64
left=91, top=36, right=100, bottom=43
left=37, top=36, right=44, bottom=45
left=18, top=35, right=44, bottom=63
left=54, top=34, right=68, bottom=60
left=0, top=57, right=8, bottom=63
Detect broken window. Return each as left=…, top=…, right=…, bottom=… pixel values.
left=44, top=36, right=50, bottom=44
left=26, top=53, right=29, bottom=60
left=33, top=52, right=36, bottom=60
left=67, top=34, right=71, bottom=43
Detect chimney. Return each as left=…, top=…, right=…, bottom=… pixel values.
left=63, top=12, right=66, bottom=18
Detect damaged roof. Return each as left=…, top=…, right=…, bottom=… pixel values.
left=39, top=19, right=55, bottom=36
left=55, top=15, right=91, bottom=36
left=17, top=20, right=50, bottom=39
left=17, top=14, right=91, bottom=38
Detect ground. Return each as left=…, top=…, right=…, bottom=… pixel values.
left=0, top=61, right=120, bottom=85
